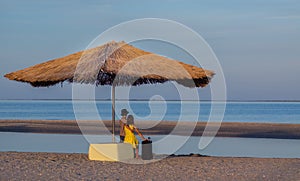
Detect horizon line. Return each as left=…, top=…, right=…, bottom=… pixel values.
left=0, top=99, right=300, bottom=102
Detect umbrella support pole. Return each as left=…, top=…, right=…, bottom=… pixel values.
left=112, top=84, right=116, bottom=142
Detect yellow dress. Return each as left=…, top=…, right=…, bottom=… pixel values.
left=124, top=124, right=139, bottom=149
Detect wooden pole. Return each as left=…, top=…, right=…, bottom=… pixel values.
left=112, top=84, right=116, bottom=142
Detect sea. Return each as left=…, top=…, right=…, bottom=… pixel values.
left=0, top=100, right=299, bottom=123
left=1, top=100, right=300, bottom=157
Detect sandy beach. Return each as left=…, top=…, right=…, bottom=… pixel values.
left=0, top=152, right=299, bottom=180
left=1, top=120, right=300, bottom=180
left=0, top=119, right=300, bottom=139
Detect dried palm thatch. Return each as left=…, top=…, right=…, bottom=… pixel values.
left=4, top=41, right=214, bottom=88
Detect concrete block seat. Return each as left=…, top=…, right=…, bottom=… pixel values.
left=88, top=143, right=134, bottom=161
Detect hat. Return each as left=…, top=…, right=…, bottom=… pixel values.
left=121, top=109, right=129, bottom=116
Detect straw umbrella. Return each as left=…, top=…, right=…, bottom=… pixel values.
left=4, top=41, right=214, bottom=142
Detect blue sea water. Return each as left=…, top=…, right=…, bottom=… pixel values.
left=0, top=100, right=299, bottom=124
left=1, top=132, right=300, bottom=158
left=1, top=100, right=300, bottom=157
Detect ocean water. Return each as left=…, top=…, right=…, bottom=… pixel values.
left=0, top=100, right=299, bottom=124
left=1, top=132, right=300, bottom=158
left=1, top=100, right=300, bottom=157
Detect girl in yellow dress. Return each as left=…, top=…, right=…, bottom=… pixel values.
left=124, top=115, right=147, bottom=158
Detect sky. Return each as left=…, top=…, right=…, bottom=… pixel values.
left=0, top=0, right=299, bottom=100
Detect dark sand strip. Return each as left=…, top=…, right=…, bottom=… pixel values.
left=0, top=120, right=300, bottom=139
left=0, top=152, right=299, bottom=180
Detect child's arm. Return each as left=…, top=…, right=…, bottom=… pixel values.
left=135, top=127, right=146, bottom=140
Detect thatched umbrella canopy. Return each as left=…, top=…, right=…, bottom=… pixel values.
left=5, top=41, right=214, bottom=87
left=5, top=41, right=214, bottom=141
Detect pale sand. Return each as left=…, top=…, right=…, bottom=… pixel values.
left=0, top=120, right=300, bottom=139
left=0, top=152, right=299, bottom=180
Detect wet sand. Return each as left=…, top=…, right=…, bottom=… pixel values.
left=0, top=119, right=300, bottom=139
left=0, top=152, right=299, bottom=180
